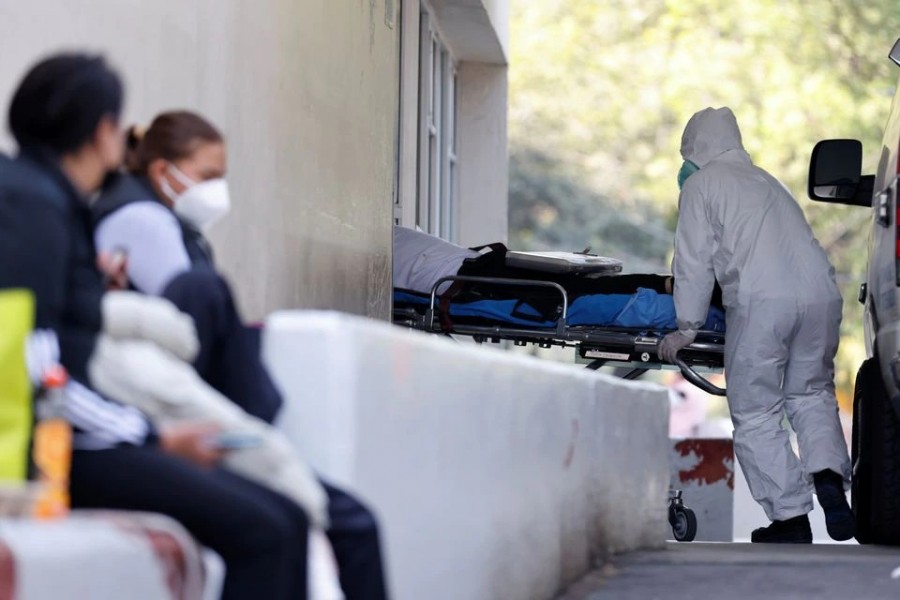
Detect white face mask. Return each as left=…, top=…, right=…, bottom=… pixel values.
left=161, top=164, right=231, bottom=231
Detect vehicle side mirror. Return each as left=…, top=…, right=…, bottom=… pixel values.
left=808, top=139, right=872, bottom=207
left=890, top=38, right=900, bottom=67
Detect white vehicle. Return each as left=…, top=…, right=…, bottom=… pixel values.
left=808, top=38, right=900, bottom=545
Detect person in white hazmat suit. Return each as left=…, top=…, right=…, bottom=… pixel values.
left=658, top=107, right=854, bottom=543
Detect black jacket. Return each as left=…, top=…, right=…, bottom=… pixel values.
left=92, top=174, right=214, bottom=269
left=0, top=148, right=104, bottom=382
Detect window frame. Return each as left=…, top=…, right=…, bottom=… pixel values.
left=416, top=8, right=459, bottom=242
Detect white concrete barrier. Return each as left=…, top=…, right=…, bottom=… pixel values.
left=0, top=511, right=214, bottom=599
left=264, top=311, right=670, bottom=600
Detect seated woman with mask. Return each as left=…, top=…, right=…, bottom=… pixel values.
left=93, top=111, right=388, bottom=600
left=93, top=112, right=278, bottom=420
left=95, top=114, right=225, bottom=291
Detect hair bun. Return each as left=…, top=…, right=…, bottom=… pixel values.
left=123, top=124, right=148, bottom=171
left=125, top=124, right=146, bottom=149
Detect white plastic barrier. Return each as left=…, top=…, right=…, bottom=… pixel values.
left=264, top=311, right=670, bottom=600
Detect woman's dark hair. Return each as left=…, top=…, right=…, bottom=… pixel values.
left=125, top=111, right=223, bottom=174
left=8, top=53, right=123, bottom=154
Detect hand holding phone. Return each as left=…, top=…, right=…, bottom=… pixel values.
left=159, top=421, right=224, bottom=468
left=97, top=248, right=129, bottom=290
left=205, top=431, right=263, bottom=450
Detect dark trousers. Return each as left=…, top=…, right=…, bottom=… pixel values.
left=162, top=268, right=283, bottom=423
left=322, top=482, right=389, bottom=600
left=70, top=446, right=309, bottom=600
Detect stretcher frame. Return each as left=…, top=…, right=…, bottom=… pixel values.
left=392, top=275, right=727, bottom=397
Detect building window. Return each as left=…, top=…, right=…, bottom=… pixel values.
left=417, top=9, right=458, bottom=242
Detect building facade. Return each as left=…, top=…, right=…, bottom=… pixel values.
left=0, top=0, right=508, bottom=320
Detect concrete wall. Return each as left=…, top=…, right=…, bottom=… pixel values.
left=457, top=61, right=509, bottom=246
left=481, top=0, right=510, bottom=57
left=0, top=512, right=217, bottom=599
left=265, top=311, right=671, bottom=600
left=0, top=0, right=400, bottom=321
left=427, top=0, right=507, bottom=63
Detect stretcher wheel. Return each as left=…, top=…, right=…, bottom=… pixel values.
left=670, top=505, right=697, bottom=542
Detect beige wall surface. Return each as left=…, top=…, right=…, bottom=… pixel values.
left=480, top=0, right=509, bottom=56
left=457, top=61, right=508, bottom=247
left=426, top=0, right=506, bottom=63
left=0, top=0, right=400, bottom=320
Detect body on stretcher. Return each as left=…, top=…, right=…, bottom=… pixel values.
left=392, top=275, right=727, bottom=396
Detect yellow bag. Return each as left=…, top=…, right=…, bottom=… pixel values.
left=0, top=290, right=34, bottom=481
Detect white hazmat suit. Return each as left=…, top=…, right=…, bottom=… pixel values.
left=670, top=107, right=851, bottom=521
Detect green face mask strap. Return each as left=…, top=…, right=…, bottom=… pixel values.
left=677, top=160, right=700, bottom=190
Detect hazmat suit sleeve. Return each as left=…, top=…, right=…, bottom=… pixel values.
left=671, top=182, right=716, bottom=335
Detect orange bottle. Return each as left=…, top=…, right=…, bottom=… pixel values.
left=32, top=365, right=71, bottom=520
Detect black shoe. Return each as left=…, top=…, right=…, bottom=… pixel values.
left=813, top=469, right=855, bottom=541
left=751, top=515, right=813, bottom=543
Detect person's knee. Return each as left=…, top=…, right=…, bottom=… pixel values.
left=331, top=503, right=383, bottom=557
left=234, top=501, right=309, bottom=558
left=731, top=403, right=783, bottom=432
left=163, top=267, right=230, bottom=306
left=326, top=486, right=380, bottom=534
left=344, top=507, right=381, bottom=550
left=353, top=505, right=380, bottom=541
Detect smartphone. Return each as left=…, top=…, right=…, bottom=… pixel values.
left=101, top=248, right=128, bottom=288
left=206, top=432, right=263, bottom=450
left=108, top=248, right=128, bottom=270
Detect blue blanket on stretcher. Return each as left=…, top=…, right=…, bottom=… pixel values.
left=394, top=287, right=727, bottom=332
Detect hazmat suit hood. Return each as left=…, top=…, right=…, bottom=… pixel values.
left=680, top=107, right=745, bottom=167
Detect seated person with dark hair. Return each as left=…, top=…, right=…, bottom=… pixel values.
left=0, top=53, right=312, bottom=600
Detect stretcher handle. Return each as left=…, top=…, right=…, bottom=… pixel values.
left=684, top=341, right=724, bottom=355
left=674, top=355, right=727, bottom=396
left=427, top=275, right=569, bottom=334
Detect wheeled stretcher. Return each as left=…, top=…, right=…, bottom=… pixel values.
left=393, top=275, right=727, bottom=396
left=392, top=274, right=728, bottom=541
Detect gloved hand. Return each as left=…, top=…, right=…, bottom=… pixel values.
left=102, top=291, right=199, bottom=362
left=658, top=330, right=697, bottom=363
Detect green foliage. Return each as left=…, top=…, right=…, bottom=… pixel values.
left=509, top=0, right=900, bottom=397
left=509, top=146, right=672, bottom=272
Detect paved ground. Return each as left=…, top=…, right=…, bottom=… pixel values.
left=558, top=543, right=900, bottom=599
